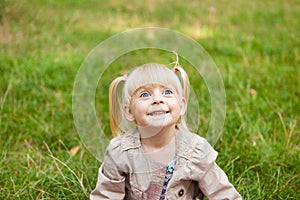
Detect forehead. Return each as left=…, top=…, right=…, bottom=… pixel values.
left=135, top=83, right=175, bottom=92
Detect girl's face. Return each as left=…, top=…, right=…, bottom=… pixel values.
left=125, top=84, right=186, bottom=131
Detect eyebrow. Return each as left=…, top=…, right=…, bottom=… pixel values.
left=135, top=84, right=158, bottom=92
left=133, top=84, right=177, bottom=96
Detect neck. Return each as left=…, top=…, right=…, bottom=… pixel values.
left=138, top=125, right=176, bottom=152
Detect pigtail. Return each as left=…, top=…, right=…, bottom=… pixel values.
left=173, top=66, right=190, bottom=102
left=109, top=75, right=126, bottom=137
left=173, top=63, right=190, bottom=131
left=170, top=51, right=190, bottom=101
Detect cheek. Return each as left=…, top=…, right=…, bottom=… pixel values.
left=173, top=103, right=184, bottom=116
left=170, top=99, right=181, bottom=109
left=131, top=101, right=147, bottom=114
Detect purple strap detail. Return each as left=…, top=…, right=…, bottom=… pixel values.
left=159, top=155, right=176, bottom=200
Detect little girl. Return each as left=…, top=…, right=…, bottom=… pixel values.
left=90, top=63, right=242, bottom=200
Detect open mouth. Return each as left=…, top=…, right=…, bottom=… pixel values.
left=148, top=110, right=170, bottom=116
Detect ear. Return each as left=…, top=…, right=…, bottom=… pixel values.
left=124, top=105, right=135, bottom=121
left=180, top=97, right=187, bottom=115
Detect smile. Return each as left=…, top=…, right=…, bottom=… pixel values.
left=148, top=111, right=170, bottom=116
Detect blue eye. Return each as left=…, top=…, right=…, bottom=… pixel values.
left=140, top=92, right=150, bottom=97
left=164, top=89, right=173, bottom=95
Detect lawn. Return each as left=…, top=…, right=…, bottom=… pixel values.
left=0, top=0, right=299, bottom=199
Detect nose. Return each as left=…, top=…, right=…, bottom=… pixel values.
left=152, top=91, right=164, bottom=105
left=152, top=99, right=164, bottom=105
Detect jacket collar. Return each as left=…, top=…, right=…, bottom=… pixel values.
left=175, top=129, right=196, bottom=160
left=120, top=127, right=142, bottom=151
left=120, top=127, right=194, bottom=158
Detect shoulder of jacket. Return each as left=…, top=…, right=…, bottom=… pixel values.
left=177, top=129, right=215, bottom=160
left=177, top=129, right=207, bottom=145
left=108, top=127, right=141, bottom=152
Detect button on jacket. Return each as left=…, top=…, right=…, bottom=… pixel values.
left=90, top=127, right=242, bottom=200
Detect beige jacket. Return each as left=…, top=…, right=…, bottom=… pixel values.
left=90, top=128, right=242, bottom=200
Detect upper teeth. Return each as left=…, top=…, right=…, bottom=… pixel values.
left=150, top=111, right=166, bottom=116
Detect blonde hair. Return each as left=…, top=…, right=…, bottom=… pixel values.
left=109, top=63, right=190, bottom=137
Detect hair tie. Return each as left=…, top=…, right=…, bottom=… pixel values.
left=122, top=74, right=128, bottom=82
left=173, top=67, right=179, bottom=73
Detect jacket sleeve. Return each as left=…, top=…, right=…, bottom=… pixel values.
left=90, top=140, right=126, bottom=200
left=90, top=165, right=125, bottom=200
left=191, top=138, right=242, bottom=200
left=198, top=162, right=242, bottom=200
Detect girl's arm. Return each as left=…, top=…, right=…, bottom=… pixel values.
left=190, top=137, right=242, bottom=200
left=197, top=162, right=242, bottom=200
left=90, top=164, right=125, bottom=200
left=90, top=138, right=126, bottom=200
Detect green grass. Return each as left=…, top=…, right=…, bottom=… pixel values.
left=1, top=0, right=299, bottom=199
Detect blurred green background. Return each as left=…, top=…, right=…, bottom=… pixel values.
left=0, top=0, right=299, bottom=199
